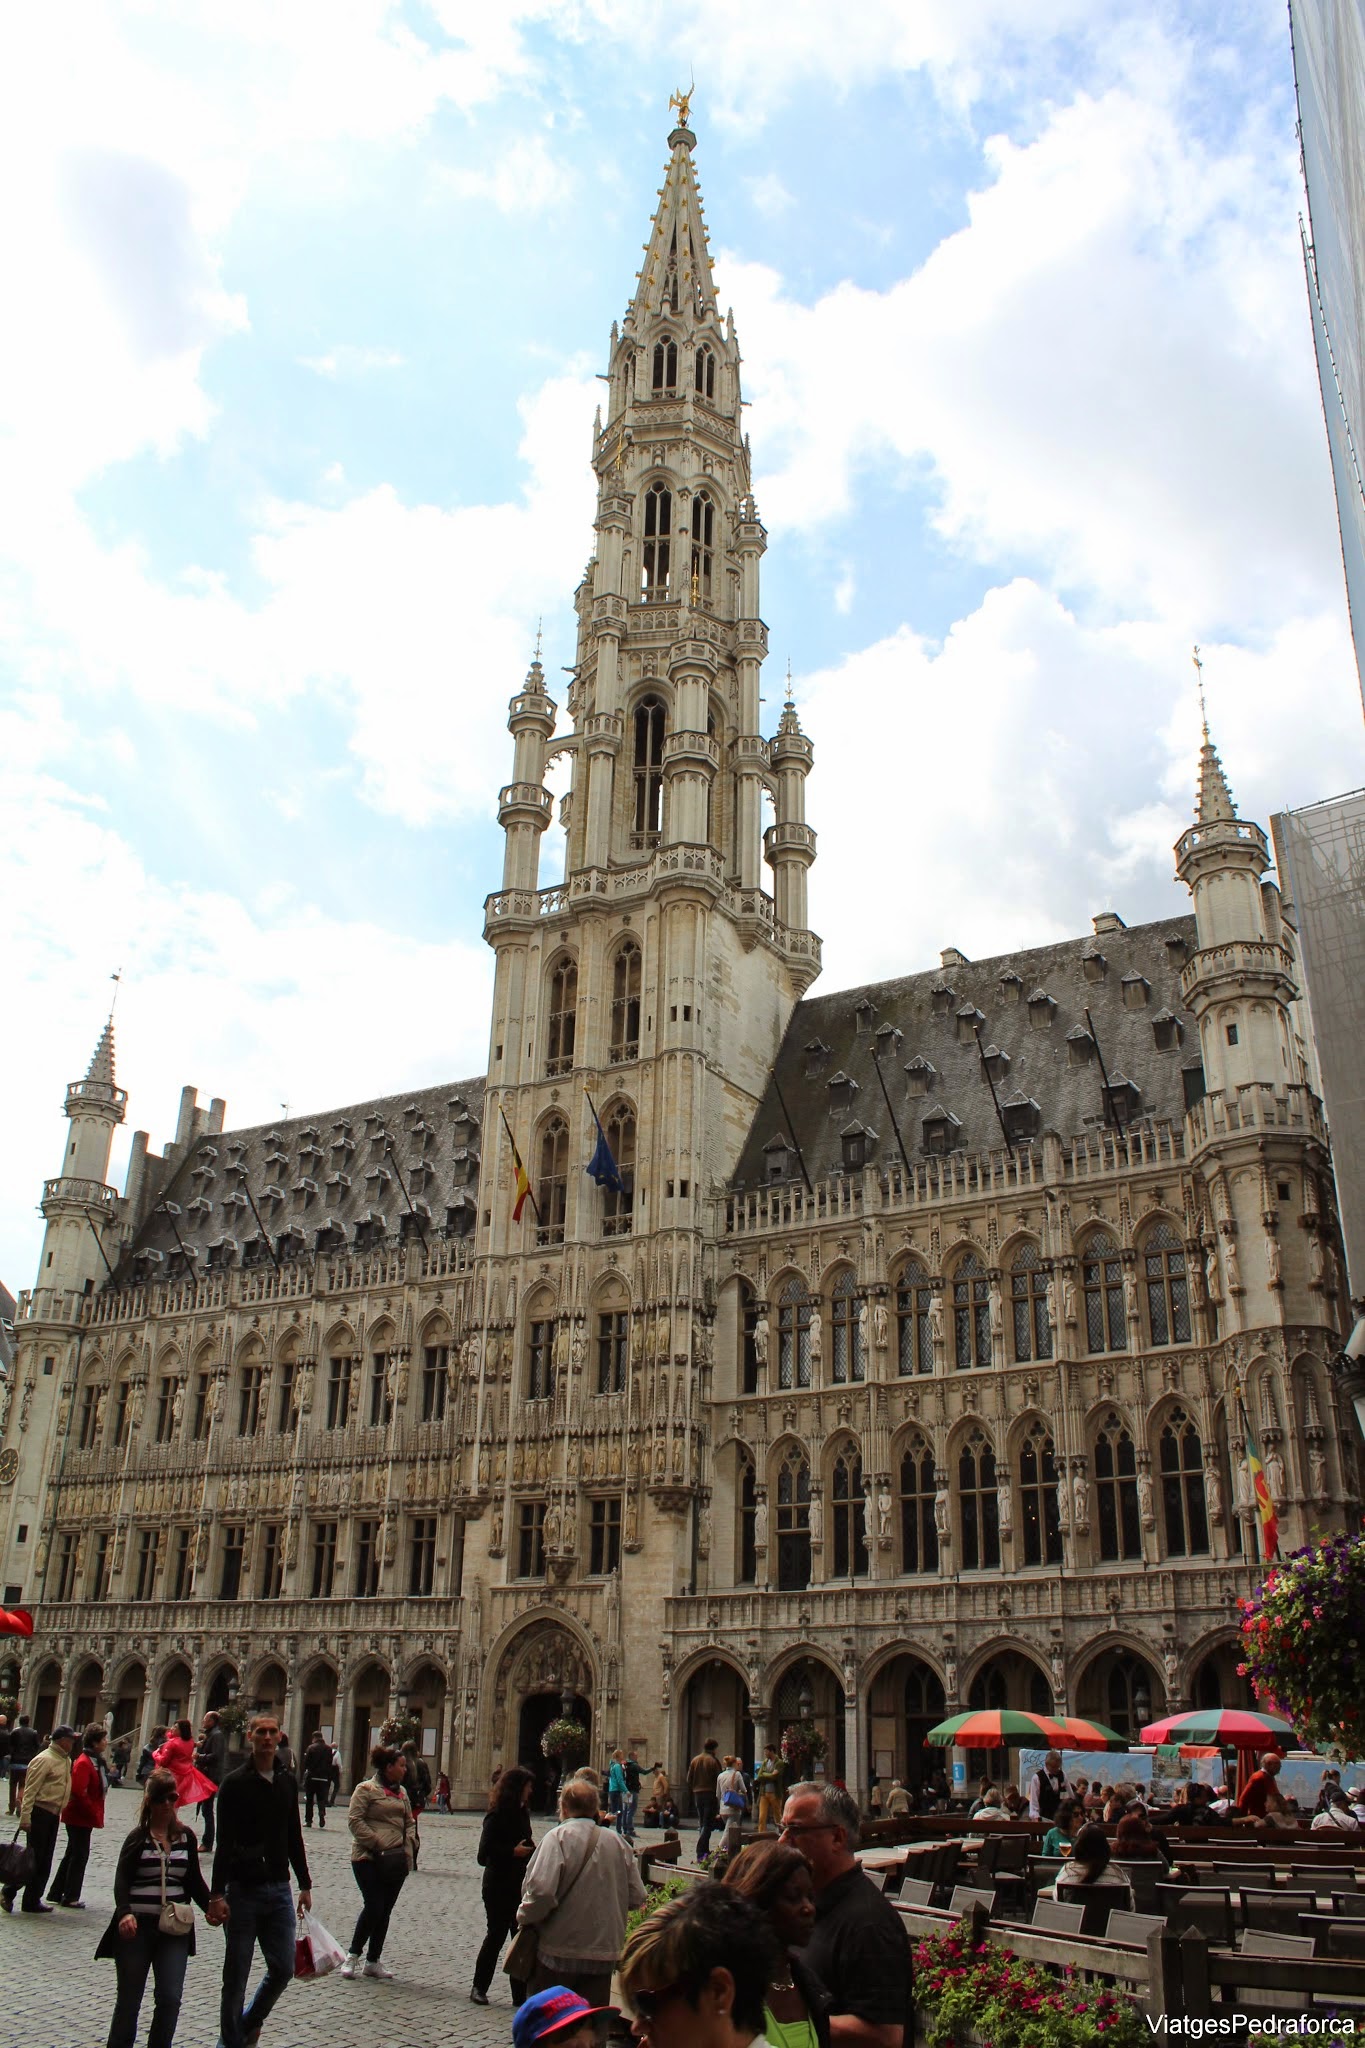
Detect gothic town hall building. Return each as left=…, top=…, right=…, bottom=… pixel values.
left=2, top=118, right=1355, bottom=1803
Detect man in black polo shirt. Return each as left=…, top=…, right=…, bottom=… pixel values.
left=210, top=1712, right=311, bottom=2048
left=781, top=1780, right=909, bottom=2048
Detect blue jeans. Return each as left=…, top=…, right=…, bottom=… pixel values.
left=108, top=1925, right=191, bottom=2048
left=217, top=1880, right=295, bottom=2048
left=618, top=1794, right=637, bottom=1840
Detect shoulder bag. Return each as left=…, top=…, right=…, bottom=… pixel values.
left=503, top=1824, right=600, bottom=1981
left=373, top=1794, right=411, bottom=1882
left=157, top=1842, right=195, bottom=1936
left=0, top=1825, right=33, bottom=1889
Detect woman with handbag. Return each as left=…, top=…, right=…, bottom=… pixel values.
left=469, top=1763, right=535, bottom=2008
left=513, top=1775, right=646, bottom=2010
left=95, top=1768, right=226, bottom=2048
left=340, top=1743, right=414, bottom=1981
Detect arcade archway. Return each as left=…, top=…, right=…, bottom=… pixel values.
left=680, top=1657, right=752, bottom=1777
left=866, top=1654, right=945, bottom=1796
left=494, top=1621, right=595, bottom=1814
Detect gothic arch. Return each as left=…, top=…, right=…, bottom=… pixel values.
left=589, top=1269, right=633, bottom=1313
left=762, top=1642, right=846, bottom=1702
left=107, top=1651, right=149, bottom=1697
left=997, top=1228, right=1041, bottom=1268
left=1132, top=1202, right=1184, bottom=1244
left=765, top=1432, right=810, bottom=1489
left=961, top=1637, right=1053, bottom=1707
left=861, top=1638, right=948, bottom=1693
left=418, top=1307, right=454, bottom=1347
left=296, top=1652, right=340, bottom=1692
left=233, top=1330, right=265, bottom=1366
left=521, top=1278, right=559, bottom=1318
left=491, top=1614, right=597, bottom=1714
left=321, top=1320, right=355, bottom=1357
left=399, top=1650, right=451, bottom=1692
left=341, top=1648, right=392, bottom=1692
left=945, top=1411, right=996, bottom=1460
left=671, top=1644, right=750, bottom=1699
left=1003, top=1405, right=1057, bottom=1461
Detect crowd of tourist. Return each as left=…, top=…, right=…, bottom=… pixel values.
left=0, top=1702, right=1359, bottom=2046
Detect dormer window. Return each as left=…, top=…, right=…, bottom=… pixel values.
left=853, top=996, right=877, bottom=1032
left=277, top=1229, right=304, bottom=1262
left=326, top=1172, right=351, bottom=1194
left=840, top=1121, right=875, bottom=1172
left=1082, top=946, right=1107, bottom=983
left=1027, top=989, right=1055, bottom=1029
left=364, top=1165, right=392, bottom=1191
left=998, top=970, right=1023, bottom=1004
left=827, top=1071, right=859, bottom=1113
left=931, top=983, right=956, bottom=1016
left=1164, top=933, right=1189, bottom=966
left=263, top=1128, right=284, bottom=1149
left=999, top=1091, right=1041, bottom=1144
left=1066, top=1026, right=1095, bottom=1067
left=921, top=1103, right=962, bottom=1156
left=331, top=1118, right=352, bottom=1140
left=298, top=1125, right=319, bottom=1145
left=804, top=1040, right=830, bottom=1078
left=1102, top=1073, right=1142, bottom=1130
left=1152, top=1009, right=1184, bottom=1052
left=1121, top=972, right=1151, bottom=1009
left=903, top=1054, right=936, bottom=1098
left=955, top=1003, right=985, bottom=1044
left=315, top=1221, right=343, bottom=1254
left=292, top=1177, right=318, bottom=1203
left=763, top=1134, right=791, bottom=1184
left=977, top=1044, right=1011, bottom=1083
left=694, top=344, right=716, bottom=400
left=446, top=1194, right=475, bottom=1237
left=873, top=1023, right=902, bottom=1059
left=1181, top=1060, right=1207, bottom=1111
left=651, top=336, right=678, bottom=393
left=261, top=1184, right=284, bottom=1207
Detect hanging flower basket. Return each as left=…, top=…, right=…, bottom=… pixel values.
left=381, top=1712, right=422, bottom=1749
left=1239, top=1530, right=1365, bottom=1760
left=541, top=1717, right=590, bottom=1763
left=215, top=1702, right=249, bottom=1739
left=780, top=1720, right=828, bottom=1780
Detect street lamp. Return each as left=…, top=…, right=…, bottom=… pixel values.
left=797, top=1672, right=814, bottom=1721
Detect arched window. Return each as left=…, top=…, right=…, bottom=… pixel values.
left=1010, top=1242, right=1052, bottom=1362
left=1104, top=1654, right=1156, bottom=1738
left=1094, top=1413, right=1142, bottom=1561
left=642, top=485, right=672, bottom=600
left=741, top=1284, right=760, bottom=1396
left=1018, top=1421, right=1062, bottom=1567
left=953, top=1252, right=990, bottom=1370
left=110, top=1375, right=133, bottom=1449
left=694, top=344, right=716, bottom=400
left=969, top=1665, right=1007, bottom=1712
left=609, top=941, right=642, bottom=1063
left=536, top=1116, right=569, bottom=1246
left=896, top=1261, right=933, bottom=1376
left=651, top=337, right=678, bottom=393
left=899, top=1435, right=938, bottom=1574
left=830, top=1270, right=866, bottom=1384
left=738, top=1456, right=757, bottom=1584
left=633, top=696, right=666, bottom=840
left=831, top=1445, right=868, bottom=1578
left=1081, top=1232, right=1127, bottom=1354
left=1144, top=1222, right=1191, bottom=1346
left=690, top=492, right=714, bottom=602
left=77, top=1378, right=105, bottom=1450
left=775, top=1448, right=811, bottom=1592
left=777, top=1278, right=813, bottom=1391
left=1159, top=1407, right=1209, bottom=1557
left=546, top=958, right=578, bottom=1077
left=600, top=1101, right=635, bottom=1239
left=958, top=1428, right=1000, bottom=1570
left=527, top=1315, right=554, bottom=1401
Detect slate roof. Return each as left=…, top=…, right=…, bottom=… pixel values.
left=120, top=1077, right=485, bottom=1276
left=730, top=915, right=1198, bottom=1189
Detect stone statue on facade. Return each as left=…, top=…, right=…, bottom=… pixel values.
left=1310, top=1447, right=1328, bottom=1501
left=808, top=1490, right=823, bottom=1544
left=928, top=1293, right=944, bottom=1360
left=995, top=1482, right=1013, bottom=1539
left=1224, top=1235, right=1241, bottom=1292
left=1265, top=1233, right=1282, bottom=1286
left=752, top=1312, right=769, bottom=1367
left=1205, top=1460, right=1223, bottom=1523
left=873, top=1302, right=888, bottom=1351
left=877, top=1488, right=893, bottom=1541
left=1055, top=1475, right=1070, bottom=1533
left=933, top=1481, right=950, bottom=1539
left=1264, top=1447, right=1286, bottom=1507
left=1072, top=1470, right=1090, bottom=1534
left=1235, top=1454, right=1254, bottom=1512
left=1137, top=1469, right=1155, bottom=1528
left=808, top=1309, right=822, bottom=1372
left=753, top=1495, right=768, bottom=1550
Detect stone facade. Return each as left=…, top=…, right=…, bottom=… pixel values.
left=1, top=118, right=1356, bottom=1803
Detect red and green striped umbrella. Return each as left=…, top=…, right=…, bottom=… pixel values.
left=1139, top=1707, right=1297, bottom=1748
left=1049, top=1716, right=1131, bottom=1753
left=926, top=1710, right=1069, bottom=1749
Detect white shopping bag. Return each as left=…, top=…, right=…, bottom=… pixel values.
left=294, top=1905, right=347, bottom=1979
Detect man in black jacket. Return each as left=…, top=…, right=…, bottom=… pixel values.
left=7, top=1717, right=42, bottom=1816
left=195, top=1710, right=229, bottom=1851
left=210, top=1712, right=311, bottom=2048
left=300, top=1734, right=333, bottom=1829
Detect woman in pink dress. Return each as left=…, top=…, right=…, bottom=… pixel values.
left=153, top=1720, right=219, bottom=1811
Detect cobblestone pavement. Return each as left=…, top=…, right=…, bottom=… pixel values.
left=0, top=1790, right=627, bottom=2048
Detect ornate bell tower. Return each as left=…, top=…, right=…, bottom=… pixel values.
left=482, top=105, right=820, bottom=1255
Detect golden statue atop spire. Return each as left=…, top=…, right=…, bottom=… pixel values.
left=669, top=86, right=693, bottom=129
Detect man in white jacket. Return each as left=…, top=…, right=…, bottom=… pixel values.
left=516, top=1775, right=645, bottom=2010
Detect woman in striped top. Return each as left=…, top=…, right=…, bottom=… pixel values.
left=95, top=1767, right=226, bottom=2048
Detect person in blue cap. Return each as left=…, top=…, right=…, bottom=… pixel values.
left=512, top=1984, right=619, bottom=2048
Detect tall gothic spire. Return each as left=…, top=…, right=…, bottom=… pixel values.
left=1195, top=724, right=1238, bottom=827
left=85, top=1015, right=118, bottom=1089
left=625, top=106, right=719, bottom=335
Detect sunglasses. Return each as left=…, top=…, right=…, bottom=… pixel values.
left=630, top=1981, right=688, bottom=2022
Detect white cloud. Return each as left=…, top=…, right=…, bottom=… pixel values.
left=798, top=584, right=1365, bottom=992
left=299, top=345, right=406, bottom=377
left=747, top=173, right=794, bottom=218
left=717, top=73, right=1337, bottom=632
left=440, top=133, right=569, bottom=213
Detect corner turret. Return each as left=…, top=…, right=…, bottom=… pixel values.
left=31, top=1015, right=127, bottom=1310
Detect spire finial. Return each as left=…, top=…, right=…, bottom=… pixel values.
left=785, top=657, right=794, bottom=712
left=109, top=966, right=122, bottom=1021
left=1192, top=643, right=1207, bottom=735
left=668, top=82, right=694, bottom=131
left=534, top=616, right=543, bottom=662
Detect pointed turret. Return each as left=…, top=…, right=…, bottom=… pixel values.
left=625, top=106, right=718, bottom=337
left=84, top=1016, right=118, bottom=1091
left=1195, top=724, right=1238, bottom=826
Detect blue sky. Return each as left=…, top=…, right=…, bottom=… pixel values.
left=3, top=0, right=1363, bottom=1288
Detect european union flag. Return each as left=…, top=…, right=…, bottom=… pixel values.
left=586, top=1111, right=625, bottom=1194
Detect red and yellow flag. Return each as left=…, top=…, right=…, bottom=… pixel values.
left=500, top=1107, right=538, bottom=1225
left=1245, top=1431, right=1279, bottom=1560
